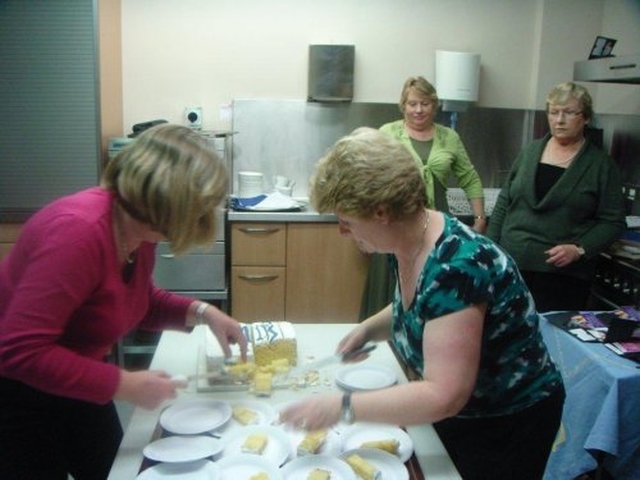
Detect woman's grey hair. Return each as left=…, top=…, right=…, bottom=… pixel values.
left=101, top=124, right=228, bottom=254
left=546, top=81, right=593, bottom=121
left=310, top=127, right=427, bottom=220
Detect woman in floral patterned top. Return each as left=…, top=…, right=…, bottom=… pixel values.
left=280, top=127, right=564, bottom=480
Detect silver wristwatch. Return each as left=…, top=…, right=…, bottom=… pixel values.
left=341, top=392, right=355, bottom=424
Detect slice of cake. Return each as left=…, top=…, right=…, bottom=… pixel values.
left=345, top=454, right=381, bottom=480
left=297, top=429, right=328, bottom=456
left=360, top=438, right=400, bottom=455
left=251, top=321, right=297, bottom=367
left=242, top=433, right=268, bottom=454
left=307, top=469, right=331, bottom=480
left=249, top=472, right=269, bottom=480
left=253, top=370, right=273, bottom=396
left=232, top=405, right=258, bottom=425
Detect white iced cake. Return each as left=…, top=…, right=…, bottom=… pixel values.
left=205, top=321, right=296, bottom=369
left=251, top=321, right=298, bottom=367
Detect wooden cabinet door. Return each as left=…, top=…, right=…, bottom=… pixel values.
left=231, top=266, right=286, bottom=322
left=231, top=223, right=286, bottom=266
left=285, top=223, right=370, bottom=323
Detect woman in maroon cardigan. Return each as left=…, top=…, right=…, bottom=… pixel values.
left=0, top=124, right=247, bottom=480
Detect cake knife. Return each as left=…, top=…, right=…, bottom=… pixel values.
left=289, top=342, right=377, bottom=376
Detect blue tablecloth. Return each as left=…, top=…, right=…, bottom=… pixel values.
left=540, top=315, right=640, bottom=480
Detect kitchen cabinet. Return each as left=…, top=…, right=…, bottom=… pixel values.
left=286, top=223, right=369, bottom=323
left=230, top=221, right=369, bottom=323
left=231, top=223, right=287, bottom=321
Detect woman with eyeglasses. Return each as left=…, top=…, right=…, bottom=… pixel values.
left=487, top=82, right=625, bottom=312
left=0, top=124, right=248, bottom=479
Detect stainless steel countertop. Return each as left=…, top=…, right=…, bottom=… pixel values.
left=227, top=208, right=337, bottom=223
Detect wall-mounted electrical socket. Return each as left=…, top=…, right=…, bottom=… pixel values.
left=185, top=107, right=202, bottom=130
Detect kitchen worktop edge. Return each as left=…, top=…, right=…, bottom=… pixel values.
left=227, top=210, right=337, bottom=222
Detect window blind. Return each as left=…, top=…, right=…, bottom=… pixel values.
left=0, top=0, right=100, bottom=221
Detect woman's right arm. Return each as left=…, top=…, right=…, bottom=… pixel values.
left=115, top=370, right=181, bottom=410
left=337, top=304, right=393, bottom=354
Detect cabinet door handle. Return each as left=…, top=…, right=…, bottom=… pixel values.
left=159, top=253, right=176, bottom=259
left=238, top=274, right=279, bottom=282
left=239, top=227, right=281, bottom=234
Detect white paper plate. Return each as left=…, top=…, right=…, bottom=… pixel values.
left=281, top=454, right=357, bottom=480
left=340, top=448, right=409, bottom=480
left=143, top=435, right=223, bottom=463
left=136, top=459, right=220, bottom=479
left=340, top=423, right=414, bottom=462
left=217, top=453, right=284, bottom=480
left=222, top=425, right=294, bottom=466
left=160, top=398, right=232, bottom=435
left=334, top=363, right=397, bottom=391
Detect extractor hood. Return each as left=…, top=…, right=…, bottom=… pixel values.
left=573, top=54, right=640, bottom=84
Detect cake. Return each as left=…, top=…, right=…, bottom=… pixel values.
left=307, top=469, right=331, bottom=480
left=249, top=472, right=269, bottom=480
left=251, top=321, right=297, bottom=367
left=345, top=454, right=381, bottom=480
left=232, top=405, right=259, bottom=425
left=297, top=429, right=328, bottom=456
left=360, top=438, right=400, bottom=455
left=253, top=370, right=273, bottom=396
left=242, top=433, right=268, bottom=454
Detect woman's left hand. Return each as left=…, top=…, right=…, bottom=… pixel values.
left=471, top=218, right=487, bottom=234
left=279, top=394, right=342, bottom=431
left=201, top=306, right=248, bottom=361
left=545, top=244, right=582, bottom=267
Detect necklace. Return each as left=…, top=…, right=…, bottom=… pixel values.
left=113, top=202, right=136, bottom=265
left=399, top=209, right=431, bottom=284
left=543, top=138, right=585, bottom=167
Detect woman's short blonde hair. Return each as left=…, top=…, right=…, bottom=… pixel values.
left=101, top=124, right=228, bottom=254
left=399, top=76, right=439, bottom=112
left=546, top=81, right=593, bottom=121
left=310, top=127, right=427, bottom=220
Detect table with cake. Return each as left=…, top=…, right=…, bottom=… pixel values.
left=107, top=322, right=462, bottom=480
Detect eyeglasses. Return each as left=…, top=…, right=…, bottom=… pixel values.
left=547, top=109, right=583, bottom=120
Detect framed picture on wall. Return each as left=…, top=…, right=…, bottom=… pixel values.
left=589, top=35, right=617, bottom=59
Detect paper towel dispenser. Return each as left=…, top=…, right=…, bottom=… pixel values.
left=573, top=54, right=640, bottom=84
left=308, top=44, right=355, bottom=102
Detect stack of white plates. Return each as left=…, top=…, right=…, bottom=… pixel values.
left=238, top=171, right=264, bottom=197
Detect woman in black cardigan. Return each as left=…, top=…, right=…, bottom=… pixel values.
left=487, top=81, right=625, bottom=312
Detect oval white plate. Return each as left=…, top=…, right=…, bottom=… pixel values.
left=143, top=435, right=223, bottom=463
left=217, top=453, right=283, bottom=480
left=136, top=459, right=220, bottom=479
left=222, top=425, right=294, bottom=466
left=160, top=398, right=232, bottom=435
left=340, top=423, right=414, bottom=462
left=334, top=363, right=397, bottom=391
left=340, top=448, right=409, bottom=480
left=281, top=454, right=356, bottom=480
